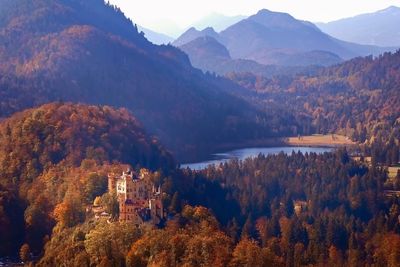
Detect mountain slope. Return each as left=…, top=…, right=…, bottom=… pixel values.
left=0, top=103, right=174, bottom=187
left=317, top=6, right=400, bottom=47
left=137, top=25, right=174, bottom=45
left=0, top=0, right=268, bottom=161
left=0, top=102, right=174, bottom=255
left=179, top=36, right=322, bottom=76
left=219, top=9, right=391, bottom=65
left=179, top=36, right=231, bottom=67
left=174, top=9, right=389, bottom=67
left=229, top=51, right=400, bottom=144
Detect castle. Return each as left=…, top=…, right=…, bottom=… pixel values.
left=108, top=168, right=165, bottom=225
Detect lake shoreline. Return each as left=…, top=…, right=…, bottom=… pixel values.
left=180, top=134, right=355, bottom=165
left=215, top=134, right=355, bottom=151
left=181, top=146, right=334, bottom=170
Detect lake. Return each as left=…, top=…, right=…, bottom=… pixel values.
left=181, top=146, right=333, bottom=170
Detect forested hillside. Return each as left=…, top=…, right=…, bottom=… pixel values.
left=179, top=36, right=321, bottom=77
left=0, top=0, right=277, bottom=161
left=0, top=1, right=399, bottom=266
left=5, top=141, right=399, bottom=266
left=229, top=51, right=400, bottom=163
left=0, top=102, right=173, bottom=256
left=173, top=151, right=400, bottom=266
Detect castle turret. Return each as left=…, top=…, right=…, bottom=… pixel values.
left=108, top=173, right=117, bottom=193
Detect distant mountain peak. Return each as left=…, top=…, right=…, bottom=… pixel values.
left=201, top=27, right=218, bottom=34
left=186, top=27, right=199, bottom=33
left=379, top=5, right=400, bottom=14
left=219, top=8, right=390, bottom=65
left=202, top=26, right=216, bottom=31
left=0, top=0, right=262, bottom=161
left=249, top=9, right=300, bottom=29
left=173, top=26, right=221, bottom=46
left=383, top=5, right=400, bottom=11
left=256, top=9, right=273, bottom=14
left=254, top=9, right=294, bottom=19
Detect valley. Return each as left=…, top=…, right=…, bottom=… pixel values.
left=214, top=134, right=355, bottom=152
left=0, top=1, right=399, bottom=266
left=181, top=146, right=333, bottom=170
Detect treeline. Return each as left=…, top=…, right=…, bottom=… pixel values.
left=0, top=103, right=173, bottom=256
left=172, top=150, right=400, bottom=266
left=30, top=150, right=400, bottom=266
left=1, top=103, right=399, bottom=266
left=0, top=0, right=286, bottom=162
left=228, top=51, right=400, bottom=164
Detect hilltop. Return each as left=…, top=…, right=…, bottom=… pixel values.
left=0, top=102, right=174, bottom=256
left=0, top=0, right=268, bottom=161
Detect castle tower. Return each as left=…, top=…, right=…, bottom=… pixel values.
left=108, top=173, right=117, bottom=193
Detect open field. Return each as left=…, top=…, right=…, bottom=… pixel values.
left=284, top=134, right=355, bottom=147
left=216, top=134, right=355, bottom=152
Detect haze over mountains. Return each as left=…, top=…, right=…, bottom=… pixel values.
left=0, top=0, right=272, bottom=161
left=134, top=6, right=400, bottom=55
left=191, top=13, right=246, bottom=32
left=174, top=8, right=394, bottom=71
left=179, top=35, right=322, bottom=76
left=1, top=1, right=400, bottom=265
left=173, top=27, right=222, bottom=47
left=0, top=1, right=397, bottom=160
left=317, top=6, right=400, bottom=47
left=137, top=25, right=174, bottom=45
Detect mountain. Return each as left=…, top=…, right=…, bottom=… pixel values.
left=173, top=27, right=221, bottom=46
left=229, top=50, right=400, bottom=143
left=191, top=13, right=246, bottom=32
left=0, top=0, right=269, bottom=161
left=0, top=103, right=175, bottom=180
left=174, top=9, right=390, bottom=67
left=180, top=36, right=231, bottom=64
left=137, top=25, right=174, bottom=45
left=219, top=9, right=391, bottom=65
left=265, top=50, right=343, bottom=66
left=180, top=36, right=322, bottom=76
left=317, top=6, right=400, bottom=47
left=0, top=102, right=174, bottom=255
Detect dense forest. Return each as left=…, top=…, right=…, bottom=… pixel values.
left=2, top=0, right=396, bottom=163
left=0, top=0, right=303, bottom=162
left=0, top=103, right=399, bottom=266
left=175, top=152, right=400, bottom=266
left=0, top=0, right=399, bottom=266
left=0, top=103, right=174, bottom=257
left=228, top=51, right=400, bottom=164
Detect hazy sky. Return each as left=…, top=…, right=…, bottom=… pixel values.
left=109, top=0, right=400, bottom=34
